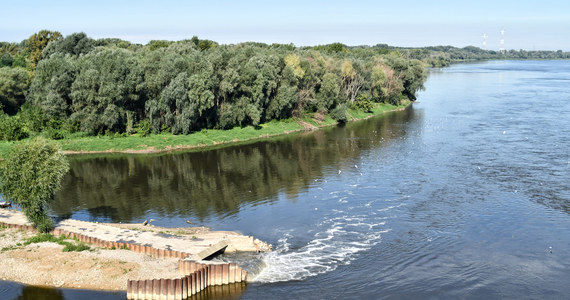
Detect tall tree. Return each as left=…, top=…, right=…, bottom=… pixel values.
left=26, top=30, right=62, bottom=68
left=42, top=32, right=94, bottom=57
left=0, top=137, right=69, bottom=232
left=70, top=48, right=143, bottom=134
left=0, top=67, right=28, bottom=114
left=27, top=54, right=76, bottom=118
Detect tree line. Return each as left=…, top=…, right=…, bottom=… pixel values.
left=368, top=44, right=570, bottom=68
left=0, top=31, right=427, bottom=141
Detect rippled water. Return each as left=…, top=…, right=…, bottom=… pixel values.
left=2, top=60, right=569, bottom=299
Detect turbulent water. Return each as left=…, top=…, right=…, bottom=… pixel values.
left=2, top=60, right=570, bottom=299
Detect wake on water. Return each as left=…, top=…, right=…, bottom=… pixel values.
left=248, top=199, right=401, bottom=283
left=214, top=166, right=408, bottom=283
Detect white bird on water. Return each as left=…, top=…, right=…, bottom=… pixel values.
left=338, top=170, right=342, bottom=174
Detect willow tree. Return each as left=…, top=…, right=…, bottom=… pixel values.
left=0, top=137, right=69, bottom=232
left=0, top=66, right=29, bottom=114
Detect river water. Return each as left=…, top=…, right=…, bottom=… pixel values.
left=2, top=60, right=569, bottom=299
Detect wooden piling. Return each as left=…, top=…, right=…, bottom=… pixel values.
left=153, top=279, right=160, bottom=300
left=229, top=263, right=237, bottom=283
left=126, top=280, right=133, bottom=299
left=160, top=279, right=167, bottom=300
left=222, top=264, right=229, bottom=285
left=189, top=273, right=196, bottom=296
left=182, top=276, right=188, bottom=299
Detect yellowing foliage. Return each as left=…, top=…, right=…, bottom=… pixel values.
left=341, top=60, right=355, bottom=79
left=284, top=54, right=305, bottom=78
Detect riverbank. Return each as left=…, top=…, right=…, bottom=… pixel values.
left=0, top=102, right=409, bottom=158
left=0, top=208, right=270, bottom=291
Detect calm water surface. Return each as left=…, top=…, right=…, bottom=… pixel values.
left=3, top=60, right=569, bottom=299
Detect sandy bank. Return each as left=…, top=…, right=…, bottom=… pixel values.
left=0, top=208, right=271, bottom=291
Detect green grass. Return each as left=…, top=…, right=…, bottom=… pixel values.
left=348, top=101, right=408, bottom=120
left=0, top=102, right=408, bottom=158
left=20, top=233, right=92, bottom=252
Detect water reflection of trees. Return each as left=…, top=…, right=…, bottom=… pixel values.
left=53, top=107, right=420, bottom=223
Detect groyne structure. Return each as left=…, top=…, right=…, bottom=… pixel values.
left=0, top=208, right=268, bottom=298
left=126, top=260, right=247, bottom=300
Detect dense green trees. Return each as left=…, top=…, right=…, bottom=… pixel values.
left=0, top=67, right=29, bottom=114
left=26, top=30, right=62, bottom=69
left=0, top=137, right=69, bottom=232
left=1, top=32, right=432, bottom=139
left=4, top=30, right=568, bottom=141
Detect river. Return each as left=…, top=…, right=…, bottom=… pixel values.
left=2, top=60, right=569, bottom=299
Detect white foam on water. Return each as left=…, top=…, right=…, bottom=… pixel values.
left=250, top=207, right=396, bottom=283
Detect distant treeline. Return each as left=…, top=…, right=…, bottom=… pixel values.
left=0, top=31, right=427, bottom=140
left=368, top=44, right=570, bottom=67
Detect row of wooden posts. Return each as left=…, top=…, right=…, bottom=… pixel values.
left=0, top=220, right=249, bottom=299
left=127, top=260, right=247, bottom=300
left=0, top=221, right=193, bottom=259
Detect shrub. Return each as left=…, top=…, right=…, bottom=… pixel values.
left=350, top=94, right=374, bottom=113
left=0, top=115, right=28, bottom=141
left=136, top=119, right=152, bottom=137
left=0, top=138, right=69, bottom=232
left=330, top=104, right=349, bottom=123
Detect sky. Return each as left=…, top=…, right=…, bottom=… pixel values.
left=2, top=0, right=570, bottom=50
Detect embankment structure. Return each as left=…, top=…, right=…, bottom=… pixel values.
left=0, top=208, right=268, bottom=298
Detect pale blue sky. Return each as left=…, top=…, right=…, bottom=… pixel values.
left=2, top=0, right=570, bottom=50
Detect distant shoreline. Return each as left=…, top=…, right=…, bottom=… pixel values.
left=63, top=102, right=410, bottom=156
left=0, top=102, right=409, bottom=158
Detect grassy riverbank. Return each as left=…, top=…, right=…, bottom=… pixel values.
left=0, top=101, right=408, bottom=157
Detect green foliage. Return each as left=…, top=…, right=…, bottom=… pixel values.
left=26, top=30, right=62, bottom=68
left=0, top=138, right=69, bottom=232
left=42, top=32, right=94, bottom=57
left=147, top=40, right=172, bottom=51
left=0, top=52, right=14, bottom=67
left=62, top=241, right=91, bottom=252
left=330, top=104, right=349, bottom=123
left=18, top=103, right=48, bottom=133
left=136, top=119, right=152, bottom=137
left=190, top=36, right=217, bottom=51
left=0, top=67, right=29, bottom=115
left=69, top=48, right=144, bottom=134
left=2, top=31, right=432, bottom=138
left=27, top=53, right=76, bottom=118
left=0, top=114, right=28, bottom=141
left=350, top=94, right=374, bottom=113
left=23, top=233, right=91, bottom=252
left=314, top=42, right=347, bottom=53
